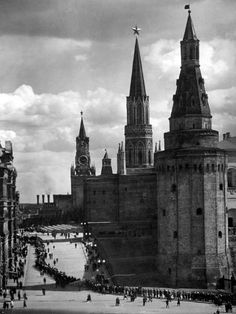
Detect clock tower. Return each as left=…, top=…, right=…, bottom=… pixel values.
left=74, top=112, right=94, bottom=176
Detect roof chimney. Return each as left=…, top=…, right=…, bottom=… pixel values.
left=37, top=195, right=39, bottom=205
left=42, top=194, right=45, bottom=204
left=47, top=194, right=50, bottom=204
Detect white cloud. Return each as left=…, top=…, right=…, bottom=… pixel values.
left=144, top=37, right=236, bottom=90
left=75, top=54, right=88, bottom=61
left=144, top=39, right=179, bottom=80
left=0, top=85, right=126, bottom=202
left=84, top=87, right=125, bottom=127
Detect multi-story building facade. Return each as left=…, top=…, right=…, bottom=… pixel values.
left=0, top=141, right=18, bottom=289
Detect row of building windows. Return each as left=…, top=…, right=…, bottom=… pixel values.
left=157, top=163, right=225, bottom=173
left=92, top=186, right=152, bottom=195
left=172, top=230, right=222, bottom=239
left=162, top=208, right=203, bottom=217
left=171, top=183, right=223, bottom=193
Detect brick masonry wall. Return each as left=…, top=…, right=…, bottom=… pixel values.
left=155, top=148, right=229, bottom=288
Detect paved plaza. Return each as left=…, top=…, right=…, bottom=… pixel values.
left=1, top=225, right=233, bottom=313
left=1, top=290, right=224, bottom=313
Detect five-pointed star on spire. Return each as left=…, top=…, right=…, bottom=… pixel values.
left=132, top=25, right=141, bottom=36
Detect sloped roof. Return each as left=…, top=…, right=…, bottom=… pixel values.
left=129, top=37, right=146, bottom=98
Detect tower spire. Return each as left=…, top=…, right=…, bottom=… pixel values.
left=125, top=26, right=153, bottom=171
left=164, top=8, right=218, bottom=150
left=79, top=111, right=86, bottom=139
left=129, top=30, right=146, bottom=98
left=183, top=7, right=197, bottom=41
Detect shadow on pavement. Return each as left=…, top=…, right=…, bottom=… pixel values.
left=23, top=282, right=84, bottom=292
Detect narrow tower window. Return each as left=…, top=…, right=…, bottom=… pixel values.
left=133, top=107, right=136, bottom=124
left=137, top=104, right=142, bottom=124
left=138, top=150, right=142, bottom=165
left=128, top=149, right=132, bottom=165
left=190, top=46, right=194, bottom=59
left=148, top=150, right=151, bottom=164
left=171, top=184, right=176, bottom=192
left=146, top=109, right=149, bottom=124
left=196, top=208, right=202, bottom=215
left=228, top=217, right=233, bottom=227
left=196, top=46, right=199, bottom=59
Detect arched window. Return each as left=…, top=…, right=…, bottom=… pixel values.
left=171, top=184, right=176, bottom=192
left=133, top=107, right=136, bottom=124
left=228, top=168, right=236, bottom=188
left=196, top=46, right=199, bottom=59
left=183, top=46, right=187, bottom=60
left=128, top=148, right=132, bottom=165
left=228, top=217, right=233, bottom=227
left=190, top=46, right=194, bottom=59
left=137, top=104, right=142, bottom=124
left=148, top=150, right=151, bottom=164
left=138, top=150, right=142, bottom=165
left=146, top=109, right=149, bottom=124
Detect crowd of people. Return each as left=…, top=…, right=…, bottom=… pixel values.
left=3, top=229, right=235, bottom=312
left=84, top=279, right=235, bottom=307
left=81, top=237, right=235, bottom=309
left=31, top=236, right=77, bottom=287
left=1, top=286, right=27, bottom=309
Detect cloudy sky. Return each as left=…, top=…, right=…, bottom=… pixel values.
left=0, top=0, right=236, bottom=202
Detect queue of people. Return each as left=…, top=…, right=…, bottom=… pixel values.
left=31, top=236, right=77, bottom=287
left=84, top=280, right=234, bottom=308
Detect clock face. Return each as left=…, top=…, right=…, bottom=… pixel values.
left=79, top=155, right=88, bottom=164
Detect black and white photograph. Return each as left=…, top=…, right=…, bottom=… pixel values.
left=0, top=0, right=236, bottom=313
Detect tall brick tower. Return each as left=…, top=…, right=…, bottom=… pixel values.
left=101, top=150, right=113, bottom=175
left=71, top=112, right=95, bottom=221
left=154, top=8, right=230, bottom=288
left=125, top=29, right=153, bottom=174
left=74, top=112, right=94, bottom=176
left=117, top=142, right=125, bottom=175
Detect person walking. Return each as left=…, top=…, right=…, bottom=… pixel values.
left=10, top=300, right=14, bottom=309
left=42, top=288, right=46, bottom=295
left=18, top=290, right=21, bottom=301
left=86, top=294, right=91, bottom=302
left=23, top=291, right=27, bottom=301
left=177, top=297, right=180, bottom=306
left=166, top=299, right=169, bottom=308
left=115, top=297, right=120, bottom=306
left=23, top=299, right=27, bottom=307
left=143, top=296, right=147, bottom=306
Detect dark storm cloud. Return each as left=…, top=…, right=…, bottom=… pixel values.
left=0, top=0, right=192, bottom=41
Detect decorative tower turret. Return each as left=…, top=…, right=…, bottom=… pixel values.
left=154, top=7, right=230, bottom=288
left=125, top=26, right=153, bottom=174
left=101, top=150, right=113, bottom=175
left=117, top=142, right=125, bottom=175
left=74, top=112, right=94, bottom=176
left=165, top=9, right=217, bottom=150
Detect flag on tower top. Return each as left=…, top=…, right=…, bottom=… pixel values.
left=184, top=4, right=190, bottom=9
